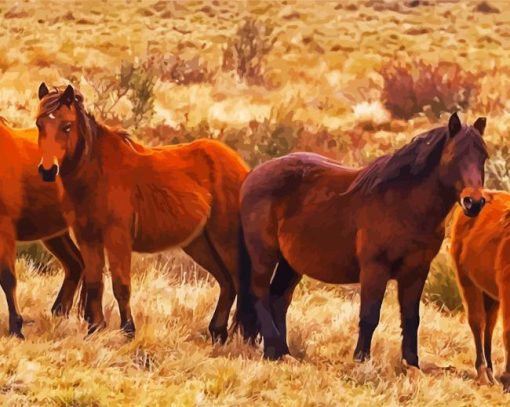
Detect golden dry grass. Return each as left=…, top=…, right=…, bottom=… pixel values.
left=2, top=0, right=510, bottom=405
left=1, top=253, right=508, bottom=406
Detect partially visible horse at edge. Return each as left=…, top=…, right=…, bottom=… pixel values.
left=451, top=190, right=510, bottom=392
left=0, top=116, right=84, bottom=338
left=236, top=112, right=488, bottom=366
left=35, top=83, right=250, bottom=343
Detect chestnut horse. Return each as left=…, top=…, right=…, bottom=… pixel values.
left=237, top=113, right=488, bottom=363
left=451, top=191, right=510, bottom=392
left=35, top=83, right=249, bottom=342
left=0, top=116, right=84, bottom=338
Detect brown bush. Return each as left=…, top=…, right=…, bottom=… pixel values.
left=222, top=18, right=275, bottom=85
left=380, top=60, right=477, bottom=119
left=145, top=54, right=214, bottom=85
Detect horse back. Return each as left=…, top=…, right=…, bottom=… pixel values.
left=240, top=152, right=362, bottom=283
left=450, top=191, right=510, bottom=298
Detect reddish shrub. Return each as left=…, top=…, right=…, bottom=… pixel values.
left=380, top=60, right=477, bottom=119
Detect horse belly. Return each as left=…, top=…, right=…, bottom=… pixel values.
left=131, top=183, right=211, bottom=253
left=16, top=209, right=67, bottom=241
left=279, top=224, right=360, bottom=284
left=459, top=239, right=499, bottom=299
left=132, top=214, right=207, bottom=253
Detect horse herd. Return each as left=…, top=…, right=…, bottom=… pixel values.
left=1, top=82, right=509, bottom=392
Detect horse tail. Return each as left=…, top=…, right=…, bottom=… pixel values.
left=232, top=219, right=260, bottom=341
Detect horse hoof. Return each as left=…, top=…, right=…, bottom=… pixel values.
left=263, top=340, right=289, bottom=360
left=10, top=331, right=25, bottom=340
left=353, top=350, right=370, bottom=363
left=210, top=328, right=227, bottom=345
left=500, top=372, right=510, bottom=393
left=476, top=366, right=495, bottom=386
left=86, top=321, right=107, bottom=338
left=51, top=301, right=72, bottom=317
left=486, top=368, right=495, bottom=385
left=121, top=320, right=136, bottom=339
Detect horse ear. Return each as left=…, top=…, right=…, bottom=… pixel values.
left=473, top=117, right=486, bottom=136
left=38, top=82, right=49, bottom=100
left=60, top=85, right=75, bottom=107
left=448, top=112, right=462, bottom=137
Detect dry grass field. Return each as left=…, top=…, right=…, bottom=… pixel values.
left=2, top=0, right=510, bottom=405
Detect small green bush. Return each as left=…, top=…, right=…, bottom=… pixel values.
left=423, top=250, right=463, bottom=313
left=16, top=242, right=56, bottom=272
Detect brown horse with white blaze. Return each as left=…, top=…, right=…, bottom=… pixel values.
left=0, top=116, right=84, bottom=338
left=35, top=83, right=249, bottom=342
left=237, top=113, right=488, bottom=364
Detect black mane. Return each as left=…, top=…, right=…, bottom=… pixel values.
left=346, top=125, right=487, bottom=194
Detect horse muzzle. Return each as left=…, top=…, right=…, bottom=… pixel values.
left=460, top=196, right=485, bottom=218
left=38, top=163, right=59, bottom=182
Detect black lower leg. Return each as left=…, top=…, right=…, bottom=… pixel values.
left=255, top=296, right=286, bottom=360
left=268, top=258, right=300, bottom=356
left=397, top=274, right=427, bottom=368
left=353, top=301, right=383, bottom=362
left=51, top=277, right=80, bottom=316
left=209, top=284, right=236, bottom=344
left=84, top=281, right=106, bottom=335
left=401, top=311, right=420, bottom=367
left=112, top=280, right=135, bottom=337
left=0, top=264, right=23, bottom=339
left=483, top=294, right=498, bottom=371
left=270, top=295, right=290, bottom=355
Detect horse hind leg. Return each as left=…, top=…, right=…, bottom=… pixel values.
left=242, top=232, right=286, bottom=359
left=483, top=293, right=498, bottom=385
left=184, top=232, right=236, bottom=344
left=42, top=233, right=84, bottom=317
left=0, top=217, right=23, bottom=338
left=456, top=272, right=490, bottom=384
left=269, top=257, right=302, bottom=356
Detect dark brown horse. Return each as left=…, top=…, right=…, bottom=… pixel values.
left=237, top=113, right=489, bottom=364
left=35, top=83, right=249, bottom=342
left=0, top=116, right=84, bottom=338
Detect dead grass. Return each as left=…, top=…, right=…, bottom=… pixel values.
left=0, top=252, right=508, bottom=406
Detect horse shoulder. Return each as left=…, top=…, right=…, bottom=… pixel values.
left=0, top=126, right=24, bottom=219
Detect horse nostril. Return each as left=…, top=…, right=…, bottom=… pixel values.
left=462, top=196, right=473, bottom=210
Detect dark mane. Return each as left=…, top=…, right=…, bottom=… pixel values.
left=346, top=125, right=487, bottom=195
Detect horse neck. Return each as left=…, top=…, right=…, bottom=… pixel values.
left=60, top=123, right=100, bottom=200
left=406, top=165, right=457, bottom=224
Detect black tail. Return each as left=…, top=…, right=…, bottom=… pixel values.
left=232, top=220, right=260, bottom=341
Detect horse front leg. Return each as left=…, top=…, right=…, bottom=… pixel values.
left=396, top=267, right=429, bottom=368
left=77, top=238, right=106, bottom=335
left=0, top=217, right=23, bottom=338
left=498, top=268, right=510, bottom=392
left=43, top=233, right=84, bottom=317
left=104, top=225, right=135, bottom=338
left=353, top=261, right=390, bottom=362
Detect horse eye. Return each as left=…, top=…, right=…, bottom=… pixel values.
left=63, top=125, right=71, bottom=133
